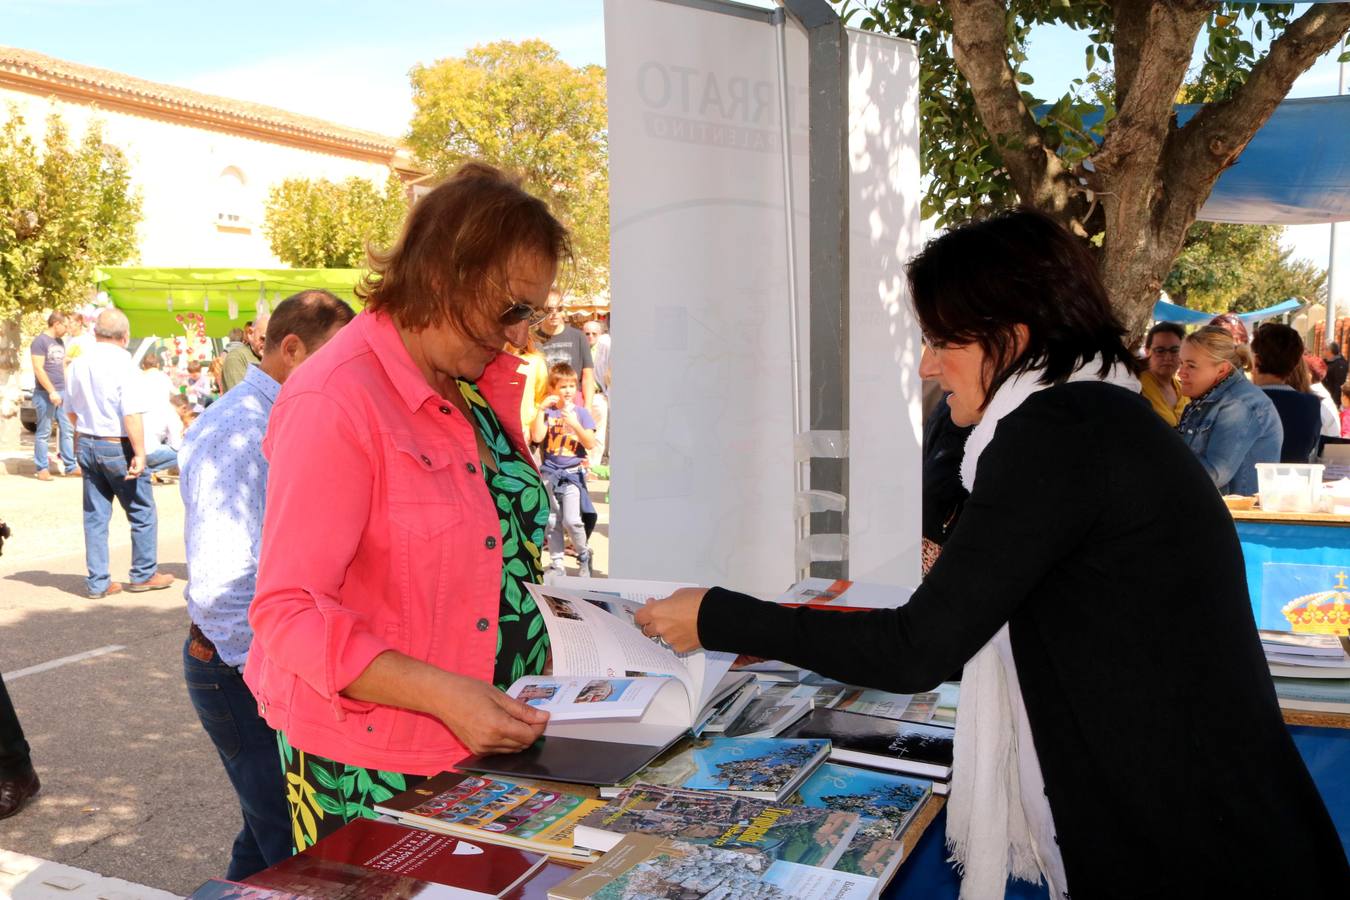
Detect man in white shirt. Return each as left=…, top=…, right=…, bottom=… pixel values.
left=64, top=309, right=174, bottom=599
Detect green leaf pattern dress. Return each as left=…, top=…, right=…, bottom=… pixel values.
left=277, top=379, right=551, bottom=853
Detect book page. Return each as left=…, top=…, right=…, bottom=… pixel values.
left=528, top=584, right=700, bottom=719
left=570, top=588, right=738, bottom=716
left=506, top=675, right=678, bottom=722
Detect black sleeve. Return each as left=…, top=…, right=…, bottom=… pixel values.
left=698, top=405, right=1103, bottom=693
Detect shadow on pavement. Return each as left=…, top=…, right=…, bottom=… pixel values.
left=4, top=562, right=189, bottom=598
left=0, top=602, right=237, bottom=895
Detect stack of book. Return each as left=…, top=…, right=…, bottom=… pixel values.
left=213, top=578, right=950, bottom=899
left=1261, top=630, right=1350, bottom=679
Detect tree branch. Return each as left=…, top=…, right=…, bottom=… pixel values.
left=946, top=0, right=1083, bottom=227
left=1171, top=3, right=1350, bottom=187
left=1090, top=0, right=1211, bottom=180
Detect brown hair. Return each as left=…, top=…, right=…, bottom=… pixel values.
left=358, top=162, right=571, bottom=339
left=547, top=362, right=578, bottom=387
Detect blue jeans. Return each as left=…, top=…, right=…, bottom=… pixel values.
left=146, top=446, right=178, bottom=474
left=32, top=391, right=75, bottom=472
left=183, top=639, right=291, bottom=880
left=78, top=438, right=157, bottom=594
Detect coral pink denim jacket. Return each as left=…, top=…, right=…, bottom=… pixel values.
left=244, top=310, right=531, bottom=774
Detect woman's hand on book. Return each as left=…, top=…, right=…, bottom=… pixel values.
left=635, top=588, right=707, bottom=653
left=436, top=674, right=550, bottom=756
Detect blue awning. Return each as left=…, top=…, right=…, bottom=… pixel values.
left=1183, top=96, right=1350, bottom=225
left=1041, top=95, right=1350, bottom=225
left=1153, top=298, right=1303, bottom=325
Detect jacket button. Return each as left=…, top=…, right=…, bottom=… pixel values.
left=420, top=455, right=431, bottom=466
left=439, top=405, right=452, bottom=415
left=485, top=536, right=497, bottom=549
left=466, top=463, right=476, bottom=474
left=476, top=618, right=490, bottom=631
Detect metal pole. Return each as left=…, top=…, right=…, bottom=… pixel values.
left=1327, top=58, right=1347, bottom=351
left=772, top=7, right=810, bottom=577
left=783, top=0, right=849, bottom=580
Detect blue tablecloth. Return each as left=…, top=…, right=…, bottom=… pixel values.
left=883, top=724, right=1348, bottom=898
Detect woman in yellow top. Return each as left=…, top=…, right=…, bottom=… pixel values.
left=1137, top=321, right=1188, bottom=426
left=508, top=331, right=551, bottom=443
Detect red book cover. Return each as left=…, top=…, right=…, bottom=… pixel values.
left=241, top=818, right=547, bottom=898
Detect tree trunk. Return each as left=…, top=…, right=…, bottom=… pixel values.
left=0, top=315, right=23, bottom=454
left=945, top=0, right=1350, bottom=342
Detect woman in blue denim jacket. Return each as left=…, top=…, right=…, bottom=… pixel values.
left=1176, top=325, right=1282, bottom=495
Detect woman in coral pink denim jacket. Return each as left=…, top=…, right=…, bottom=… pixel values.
left=245, top=164, right=568, bottom=850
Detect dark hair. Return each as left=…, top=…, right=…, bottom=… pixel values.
left=47, top=311, right=67, bottom=327
left=547, top=361, right=578, bottom=385
left=359, top=162, right=571, bottom=339
left=140, top=351, right=162, bottom=370
left=1251, top=322, right=1304, bottom=379
left=1331, top=342, right=1342, bottom=355
left=1146, top=322, right=1185, bottom=348
left=187, top=359, right=202, bottom=373
left=265, top=290, right=355, bottom=353
left=1208, top=313, right=1249, bottom=346
left=906, top=208, right=1136, bottom=408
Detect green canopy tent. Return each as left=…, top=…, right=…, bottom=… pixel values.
left=95, top=267, right=367, bottom=338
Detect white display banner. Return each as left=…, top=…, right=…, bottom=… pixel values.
left=845, top=29, right=923, bottom=586
left=606, top=0, right=921, bottom=595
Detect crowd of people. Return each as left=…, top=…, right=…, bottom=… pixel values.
left=6, top=170, right=1346, bottom=896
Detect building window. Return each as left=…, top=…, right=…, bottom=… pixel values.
left=216, top=166, right=251, bottom=232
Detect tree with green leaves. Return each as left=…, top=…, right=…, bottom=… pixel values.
left=0, top=108, right=140, bottom=385
left=845, top=1, right=1350, bottom=338
left=406, top=39, right=609, bottom=299
left=263, top=173, right=408, bottom=269
left=1165, top=222, right=1325, bottom=314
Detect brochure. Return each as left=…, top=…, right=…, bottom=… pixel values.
left=772, top=579, right=914, bottom=611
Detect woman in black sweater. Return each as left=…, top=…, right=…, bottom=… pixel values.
left=636, top=210, right=1347, bottom=899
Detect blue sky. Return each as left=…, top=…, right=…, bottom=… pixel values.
left=2, top=0, right=1343, bottom=270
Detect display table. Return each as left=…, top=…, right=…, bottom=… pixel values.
left=883, top=722, right=1350, bottom=898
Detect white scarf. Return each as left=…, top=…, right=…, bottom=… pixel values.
left=946, top=358, right=1140, bottom=900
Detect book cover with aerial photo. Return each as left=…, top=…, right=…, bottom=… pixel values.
left=549, top=834, right=878, bottom=900
left=631, top=736, right=830, bottom=800
left=794, top=763, right=932, bottom=839
left=572, top=783, right=863, bottom=871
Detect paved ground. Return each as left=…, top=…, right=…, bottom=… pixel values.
left=0, top=426, right=609, bottom=897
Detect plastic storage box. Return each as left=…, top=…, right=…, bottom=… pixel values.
left=1255, top=463, right=1325, bottom=513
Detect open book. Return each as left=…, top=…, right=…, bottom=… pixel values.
left=503, top=582, right=751, bottom=748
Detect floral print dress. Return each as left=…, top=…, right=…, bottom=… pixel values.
left=277, top=380, right=551, bottom=852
